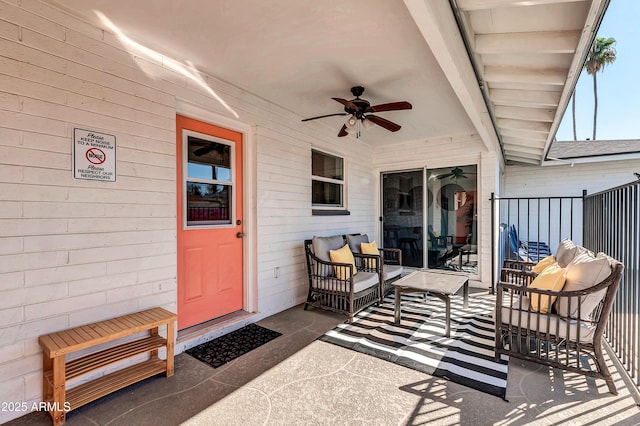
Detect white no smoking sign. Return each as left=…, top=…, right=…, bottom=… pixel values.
left=73, top=128, right=116, bottom=182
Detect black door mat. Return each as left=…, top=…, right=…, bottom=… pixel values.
left=185, top=323, right=282, bottom=368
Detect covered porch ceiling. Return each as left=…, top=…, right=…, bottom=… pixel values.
left=48, top=0, right=607, bottom=165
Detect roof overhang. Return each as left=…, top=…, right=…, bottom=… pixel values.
left=443, top=0, right=611, bottom=165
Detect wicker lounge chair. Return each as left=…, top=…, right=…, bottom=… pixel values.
left=495, top=240, right=624, bottom=394
left=304, top=237, right=381, bottom=322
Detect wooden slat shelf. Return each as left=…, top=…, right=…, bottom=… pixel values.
left=66, top=335, right=166, bottom=380
left=39, top=308, right=176, bottom=426
left=65, top=358, right=167, bottom=410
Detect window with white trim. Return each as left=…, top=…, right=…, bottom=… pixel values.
left=184, top=132, right=234, bottom=227
left=311, top=149, right=346, bottom=211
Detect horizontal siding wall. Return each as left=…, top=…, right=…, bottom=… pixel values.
left=256, top=127, right=378, bottom=313
left=503, top=160, right=640, bottom=250
left=0, top=1, right=378, bottom=422
left=373, top=134, right=498, bottom=285
left=505, top=160, right=640, bottom=197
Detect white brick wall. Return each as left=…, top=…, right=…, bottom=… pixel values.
left=0, top=2, right=405, bottom=422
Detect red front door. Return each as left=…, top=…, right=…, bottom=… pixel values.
left=176, top=115, right=243, bottom=330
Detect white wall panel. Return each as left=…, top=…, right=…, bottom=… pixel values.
left=0, top=2, right=380, bottom=421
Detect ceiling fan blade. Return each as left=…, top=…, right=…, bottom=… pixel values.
left=337, top=124, right=348, bottom=137
left=301, top=112, right=348, bottom=122
left=194, top=146, right=211, bottom=156
left=366, top=101, right=412, bottom=113
left=332, top=97, right=358, bottom=111
left=366, top=114, right=401, bottom=132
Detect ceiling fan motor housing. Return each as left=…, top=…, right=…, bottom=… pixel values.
left=350, top=85, right=365, bottom=97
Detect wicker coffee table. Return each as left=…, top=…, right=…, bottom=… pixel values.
left=393, top=271, right=469, bottom=337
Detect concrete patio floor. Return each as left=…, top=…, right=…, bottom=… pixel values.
left=8, top=291, right=640, bottom=426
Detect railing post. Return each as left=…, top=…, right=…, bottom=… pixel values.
left=491, top=192, right=495, bottom=294
left=582, top=189, right=587, bottom=247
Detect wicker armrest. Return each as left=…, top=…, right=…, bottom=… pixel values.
left=353, top=252, right=381, bottom=273
left=499, top=268, right=537, bottom=286
left=378, top=247, right=402, bottom=265
left=502, top=259, right=536, bottom=270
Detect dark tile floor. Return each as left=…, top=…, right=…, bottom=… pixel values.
left=8, top=292, right=640, bottom=426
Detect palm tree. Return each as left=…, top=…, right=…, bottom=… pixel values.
left=585, top=36, right=616, bottom=140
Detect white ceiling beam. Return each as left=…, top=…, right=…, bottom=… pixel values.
left=500, top=128, right=548, bottom=142
left=457, top=0, right=588, bottom=12
left=502, top=136, right=546, bottom=150
left=484, top=66, right=566, bottom=85
left=504, top=149, right=543, bottom=160
left=476, top=31, right=580, bottom=54
left=503, top=144, right=544, bottom=155
left=403, top=0, right=500, bottom=156
left=490, top=89, right=561, bottom=108
left=497, top=118, right=551, bottom=133
left=494, top=105, right=555, bottom=122
left=505, top=155, right=541, bottom=165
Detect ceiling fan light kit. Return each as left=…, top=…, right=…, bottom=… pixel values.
left=302, top=86, right=412, bottom=139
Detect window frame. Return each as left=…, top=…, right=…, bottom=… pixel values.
left=182, top=129, right=236, bottom=229
left=311, top=148, right=348, bottom=214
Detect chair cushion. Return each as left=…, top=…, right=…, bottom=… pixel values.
left=383, top=264, right=403, bottom=281
left=312, top=271, right=378, bottom=294
left=497, top=296, right=596, bottom=343
left=312, top=235, right=345, bottom=277
left=531, top=254, right=555, bottom=273
left=528, top=263, right=566, bottom=313
left=329, top=244, right=358, bottom=280
left=556, top=251, right=611, bottom=320
left=555, top=239, right=578, bottom=268
left=346, top=234, right=369, bottom=253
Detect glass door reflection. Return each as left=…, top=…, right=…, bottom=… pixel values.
left=426, top=165, right=477, bottom=274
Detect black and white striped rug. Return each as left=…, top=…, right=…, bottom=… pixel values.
left=320, top=293, right=509, bottom=399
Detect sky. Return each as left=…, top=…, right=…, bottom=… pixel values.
left=555, top=0, right=640, bottom=141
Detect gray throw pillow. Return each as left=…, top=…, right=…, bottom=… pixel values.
left=346, top=234, right=369, bottom=254
left=312, top=236, right=345, bottom=277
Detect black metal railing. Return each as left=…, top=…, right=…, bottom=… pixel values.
left=583, top=179, right=640, bottom=388
left=490, top=192, right=584, bottom=292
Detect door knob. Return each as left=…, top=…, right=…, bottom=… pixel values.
left=236, top=232, right=244, bottom=238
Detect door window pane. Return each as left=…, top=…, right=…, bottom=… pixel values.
left=184, top=134, right=233, bottom=226
left=186, top=183, right=230, bottom=224
left=187, top=136, right=231, bottom=181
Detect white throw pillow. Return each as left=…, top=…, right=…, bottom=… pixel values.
left=555, top=239, right=578, bottom=268
left=556, top=251, right=611, bottom=319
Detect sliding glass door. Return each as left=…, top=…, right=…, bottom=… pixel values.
left=381, top=165, right=478, bottom=274
left=426, top=165, right=477, bottom=273
left=381, top=170, right=424, bottom=268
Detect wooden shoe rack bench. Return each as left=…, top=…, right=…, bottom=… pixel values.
left=38, top=307, right=176, bottom=426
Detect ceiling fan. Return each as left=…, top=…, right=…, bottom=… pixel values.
left=437, top=167, right=477, bottom=180
left=301, top=86, right=412, bottom=138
